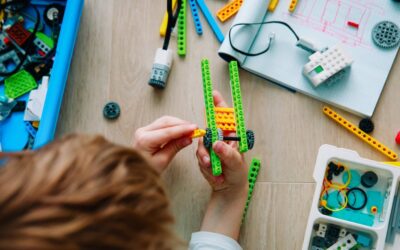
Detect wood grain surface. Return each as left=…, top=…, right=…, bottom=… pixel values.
left=56, top=1, right=400, bottom=249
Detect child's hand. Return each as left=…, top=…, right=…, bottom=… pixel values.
left=196, top=91, right=248, bottom=196
left=133, top=116, right=197, bottom=173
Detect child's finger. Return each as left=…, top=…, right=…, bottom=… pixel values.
left=196, top=138, right=211, bottom=167
left=156, top=137, right=193, bottom=168
left=142, top=116, right=190, bottom=131
left=212, top=141, right=242, bottom=170
left=213, top=90, right=228, bottom=108
left=146, top=124, right=197, bottom=146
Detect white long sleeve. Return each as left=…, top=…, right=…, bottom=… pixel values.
left=189, top=231, right=243, bottom=250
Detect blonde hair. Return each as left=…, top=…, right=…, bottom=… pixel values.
left=0, top=134, right=176, bottom=250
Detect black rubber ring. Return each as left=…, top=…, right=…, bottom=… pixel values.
left=346, top=187, right=368, bottom=210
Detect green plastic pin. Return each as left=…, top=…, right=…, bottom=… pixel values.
left=229, top=61, right=248, bottom=153
left=177, top=0, right=187, bottom=56
left=242, top=158, right=261, bottom=222
left=201, top=59, right=222, bottom=176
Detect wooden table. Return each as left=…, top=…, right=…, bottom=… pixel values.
left=57, top=1, right=400, bottom=249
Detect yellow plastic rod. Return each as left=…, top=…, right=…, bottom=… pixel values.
left=288, top=0, right=298, bottom=12
left=191, top=129, right=206, bottom=138
left=323, top=106, right=398, bottom=160
left=160, top=0, right=178, bottom=37
left=217, top=0, right=243, bottom=23
left=268, top=0, right=279, bottom=12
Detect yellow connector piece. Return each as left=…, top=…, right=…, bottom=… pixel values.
left=32, top=121, right=40, bottom=128
left=383, top=162, right=400, bottom=167
left=288, top=0, right=298, bottom=12
left=215, top=107, right=236, bottom=132
left=268, top=0, right=279, bottom=12
left=323, top=106, right=398, bottom=160
left=191, top=129, right=206, bottom=138
left=160, top=0, right=178, bottom=37
left=217, top=0, right=243, bottom=23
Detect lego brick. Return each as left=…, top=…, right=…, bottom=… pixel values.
left=229, top=61, right=248, bottom=153
left=5, top=70, right=37, bottom=99
left=196, top=0, right=224, bottom=43
left=217, top=0, right=243, bottom=22
left=326, top=234, right=357, bottom=250
left=25, top=121, right=37, bottom=138
left=177, top=0, right=187, bottom=56
left=0, top=50, right=21, bottom=73
left=304, top=45, right=353, bottom=87
left=188, top=0, right=203, bottom=35
left=201, top=59, right=222, bottom=176
left=323, top=106, right=397, bottom=160
left=267, top=0, right=279, bottom=12
left=215, top=107, right=236, bottom=132
left=288, top=0, right=298, bottom=12
left=243, top=158, right=261, bottom=221
left=160, top=0, right=178, bottom=36
left=6, top=21, right=31, bottom=46
left=191, top=129, right=206, bottom=138
left=347, top=21, right=359, bottom=29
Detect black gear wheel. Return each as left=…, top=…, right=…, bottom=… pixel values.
left=372, top=21, right=400, bottom=49
left=246, top=130, right=255, bottom=150
left=203, top=128, right=212, bottom=149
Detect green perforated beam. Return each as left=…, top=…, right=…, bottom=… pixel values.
left=229, top=61, right=248, bottom=153
left=242, top=158, right=261, bottom=222
left=177, top=0, right=187, bottom=56
left=201, top=59, right=222, bottom=176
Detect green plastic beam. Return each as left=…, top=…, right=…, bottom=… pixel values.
left=201, top=59, right=222, bottom=176
left=177, top=0, right=187, bottom=56
left=242, top=158, right=261, bottom=222
left=229, top=61, right=248, bottom=153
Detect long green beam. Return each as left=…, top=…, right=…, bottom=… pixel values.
left=177, top=0, right=187, bottom=56
left=242, top=158, right=261, bottom=222
left=201, top=59, right=222, bottom=176
left=229, top=61, right=248, bottom=153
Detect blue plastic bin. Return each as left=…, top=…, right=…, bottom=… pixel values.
left=0, top=0, right=84, bottom=151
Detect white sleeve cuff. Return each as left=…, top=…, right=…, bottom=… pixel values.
left=189, top=231, right=243, bottom=250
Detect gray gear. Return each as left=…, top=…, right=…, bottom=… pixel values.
left=372, top=21, right=400, bottom=48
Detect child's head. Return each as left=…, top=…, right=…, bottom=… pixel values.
left=0, top=134, right=176, bottom=250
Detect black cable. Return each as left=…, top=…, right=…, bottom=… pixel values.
left=162, top=0, right=182, bottom=50
left=228, top=21, right=300, bottom=57
left=0, top=4, right=40, bottom=77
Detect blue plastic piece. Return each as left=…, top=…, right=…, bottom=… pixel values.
left=0, top=0, right=84, bottom=151
left=332, top=209, right=374, bottom=226
left=327, top=190, right=344, bottom=209
left=25, top=122, right=37, bottom=138
left=343, top=170, right=361, bottom=188
left=189, top=0, right=203, bottom=35
left=366, top=190, right=384, bottom=214
left=195, top=0, right=224, bottom=43
left=357, top=233, right=372, bottom=247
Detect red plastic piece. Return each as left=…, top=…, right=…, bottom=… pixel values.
left=396, top=131, right=400, bottom=145
left=38, top=50, right=46, bottom=57
left=6, top=22, right=31, bottom=46
left=347, top=21, right=359, bottom=29
left=3, top=37, right=10, bottom=45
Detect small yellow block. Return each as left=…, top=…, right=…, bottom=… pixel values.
left=268, top=0, right=279, bottom=12
left=32, top=121, right=40, bottom=128
left=288, top=0, right=298, bottom=12
left=160, top=0, right=178, bottom=36
left=191, top=129, right=206, bottom=138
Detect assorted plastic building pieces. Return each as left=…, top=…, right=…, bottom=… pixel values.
left=323, top=106, right=397, bottom=160
left=288, top=0, right=298, bottom=12
left=396, top=131, right=400, bottom=145
left=243, top=158, right=261, bottom=221
left=229, top=61, right=248, bottom=153
left=201, top=59, right=222, bottom=176
left=372, top=21, right=400, bottom=49
left=177, top=0, right=187, bottom=56
left=267, top=0, right=279, bottom=12
left=195, top=0, right=224, bottom=43
left=303, top=45, right=353, bottom=87
left=188, top=0, right=203, bottom=35
left=359, top=118, right=374, bottom=133
left=216, top=0, right=243, bottom=23
left=103, top=102, right=121, bottom=120
left=5, top=70, right=38, bottom=99
left=160, top=0, right=178, bottom=36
